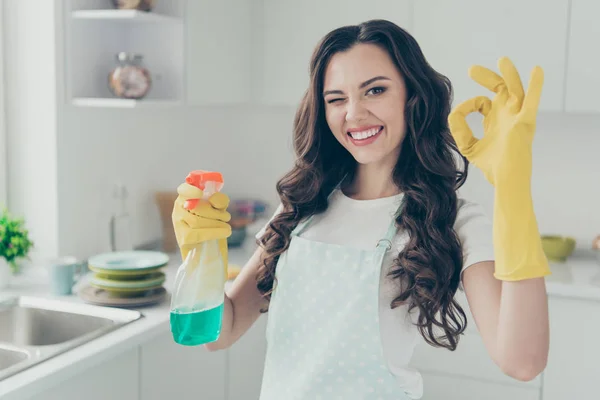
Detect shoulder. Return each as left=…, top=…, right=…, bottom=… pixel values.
left=454, top=198, right=492, bottom=232
left=254, top=203, right=284, bottom=242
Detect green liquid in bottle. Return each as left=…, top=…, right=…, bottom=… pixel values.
left=170, top=303, right=224, bottom=346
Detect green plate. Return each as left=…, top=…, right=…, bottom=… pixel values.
left=90, top=272, right=166, bottom=289
left=87, top=251, right=169, bottom=272
left=89, top=282, right=165, bottom=298
left=89, top=265, right=163, bottom=279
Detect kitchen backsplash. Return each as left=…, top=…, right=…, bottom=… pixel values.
left=54, top=106, right=600, bottom=259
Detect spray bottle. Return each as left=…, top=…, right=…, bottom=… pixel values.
left=170, top=170, right=226, bottom=346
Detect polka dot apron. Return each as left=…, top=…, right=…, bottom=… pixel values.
left=259, top=199, right=410, bottom=400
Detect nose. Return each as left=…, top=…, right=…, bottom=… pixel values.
left=345, top=99, right=369, bottom=123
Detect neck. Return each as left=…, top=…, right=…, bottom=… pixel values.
left=344, top=161, right=400, bottom=200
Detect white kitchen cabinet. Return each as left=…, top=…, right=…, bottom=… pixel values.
left=411, top=332, right=540, bottom=391
left=24, top=347, right=139, bottom=400
left=260, top=0, right=412, bottom=106
left=140, top=330, right=227, bottom=400
left=227, top=314, right=268, bottom=400
left=541, top=296, right=600, bottom=400
left=410, top=289, right=541, bottom=398
left=564, top=0, right=600, bottom=113
left=412, top=0, right=569, bottom=112
left=186, top=0, right=255, bottom=106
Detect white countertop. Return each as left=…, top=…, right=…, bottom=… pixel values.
left=0, top=246, right=256, bottom=400
left=544, top=249, right=600, bottom=302
left=1, top=245, right=599, bottom=398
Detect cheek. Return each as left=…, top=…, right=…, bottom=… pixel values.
left=378, top=104, right=406, bottom=139
left=325, top=108, right=345, bottom=137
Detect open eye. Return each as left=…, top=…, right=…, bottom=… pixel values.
left=366, top=86, right=387, bottom=96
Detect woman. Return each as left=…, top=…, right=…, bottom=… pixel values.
left=172, top=19, right=550, bottom=400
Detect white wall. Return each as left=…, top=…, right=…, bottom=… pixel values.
left=3, top=0, right=60, bottom=259
left=0, top=0, right=7, bottom=206
left=56, top=106, right=600, bottom=260
left=3, top=0, right=598, bottom=262
left=459, top=112, right=600, bottom=248
left=57, top=104, right=296, bottom=258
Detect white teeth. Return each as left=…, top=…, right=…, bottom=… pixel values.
left=349, top=127, right=381, bottom=140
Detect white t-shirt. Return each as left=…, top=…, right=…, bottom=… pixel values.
left=256, top=188, right=495, bottom=399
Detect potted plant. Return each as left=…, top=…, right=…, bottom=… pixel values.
left=0, top=207, right=33, bottom=288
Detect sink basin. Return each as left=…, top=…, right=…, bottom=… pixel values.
left=0, top=295, right=143, bottom=381
left=0, top=306, right=118, bottom=346
left=0, top=347, right=30, bottom=370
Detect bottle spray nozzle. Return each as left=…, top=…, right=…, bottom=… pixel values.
left=183, top=170, right=224, bottom=210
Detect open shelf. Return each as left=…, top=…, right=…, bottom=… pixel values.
left=71, top=98, right=182, bottom=108
left=72, top=9, right=182, bottom=24
left=64, top=0, right=185, bottom=108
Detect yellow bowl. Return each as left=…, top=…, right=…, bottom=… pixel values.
left=541, top=235, right=576, bottom=262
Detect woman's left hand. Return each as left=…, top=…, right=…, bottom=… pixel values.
left=448, top=56, right=550, bottom=282
left=448, top=56, right=544, bottom=188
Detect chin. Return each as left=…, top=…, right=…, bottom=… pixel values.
left=348, top=150, right=386, bottom=166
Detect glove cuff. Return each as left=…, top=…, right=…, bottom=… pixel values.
left=492, top=181, right=551, bottom=281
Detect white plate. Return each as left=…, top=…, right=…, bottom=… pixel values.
left=87, top=251, right=170, bottom=272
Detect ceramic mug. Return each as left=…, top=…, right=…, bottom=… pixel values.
left=48, top=256, right=87, bottom=295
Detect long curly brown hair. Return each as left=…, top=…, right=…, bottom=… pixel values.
left=256, top=19, right=469, bottom=351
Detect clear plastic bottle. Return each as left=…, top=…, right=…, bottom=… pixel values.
left=109, top=183, right=133, bottom=252
left=170, top=171, right=226, bottom=346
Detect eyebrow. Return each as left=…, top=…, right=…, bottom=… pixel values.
left=323, top=76, right=391, bottom=97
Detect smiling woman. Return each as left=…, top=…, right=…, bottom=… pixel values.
left=171, top=17, right=550, bottom=400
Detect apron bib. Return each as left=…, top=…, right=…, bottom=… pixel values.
left=259, top=198, right=411, bottom=400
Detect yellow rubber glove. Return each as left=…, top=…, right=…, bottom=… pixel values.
left=448, top=56, right=550, bottom=281
left=172, top=182, right=232, bottom=280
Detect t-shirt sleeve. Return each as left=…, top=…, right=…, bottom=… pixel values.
left=454, top=198, right=495, bottom=275
left=255, top=203, right=284, bottom=242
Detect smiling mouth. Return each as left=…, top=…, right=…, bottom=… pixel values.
left=347, top=126, right=383, bottom=140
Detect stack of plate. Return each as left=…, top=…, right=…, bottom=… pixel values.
left=79, top=250, right=170, bottom=308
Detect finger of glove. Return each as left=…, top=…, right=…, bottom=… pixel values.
left=173, top=220, right=232, bottom=243
left=183, top=227, right=232, bottom=243
left=521, top=66, right=544, bottom=125
left=177, top=208, right=232, bottom=230
left=448, top=96, right=491, bottom=155
left=498, top=56, right=525, bottom=108
left=469, top=65, right=506, bottom=95
left=208, top=192, right=230, bottom=211
left=184, top=200, right=231, bottom=222
left=177, top=182, right=204, bottom=199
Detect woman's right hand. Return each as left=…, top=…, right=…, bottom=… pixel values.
left=171, top=182, right=232, bottom=263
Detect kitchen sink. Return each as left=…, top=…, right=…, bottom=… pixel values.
left=0, top=295, right=143, bottom=381
left=0, top=347, right=30, bottom=370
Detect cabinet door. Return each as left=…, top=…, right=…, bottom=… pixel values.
left=261, top=0, right=412, bottom=106
left=411, top=289, right=540, bottom=398
left=227, top=314, right=268, bottom=400
left=140, top=329, right=227, bottom=400
left=25, top=348, right=139, bottom=400
left=542, top=296, right=600, bottom=400
left=187, top=0, right=254, bottom=105
left=411, top=332, right=541, bottom=390
left=410, top=290, right=541, bottom=389
left=412, top=0, right=569, bottom=112
left=565, top=0, right=600, bottom=113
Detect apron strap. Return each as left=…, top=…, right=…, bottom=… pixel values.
left=376, top=221, right=398, bottom=252
left=375, top=199, right=404, bottom=251
left=292, top=215, right=314, bottom=237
